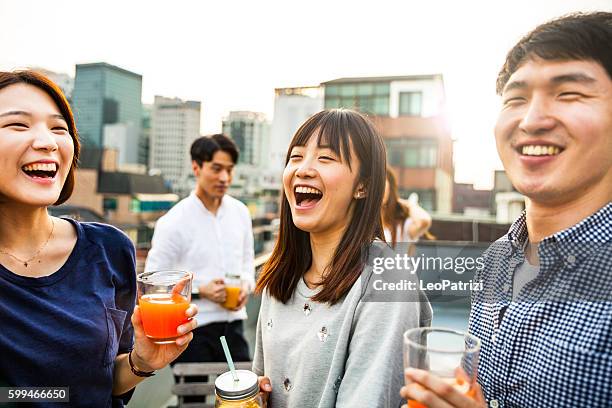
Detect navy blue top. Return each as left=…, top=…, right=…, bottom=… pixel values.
left=0, top=218, right=137, bottom=407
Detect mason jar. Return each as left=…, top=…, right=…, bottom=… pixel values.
left=215, top=369, right=263, bottom=408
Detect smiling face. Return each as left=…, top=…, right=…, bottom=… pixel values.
left=0, top=83, right=74, bottom=207
left=495, top=58, right=612, bottom=205
left=283, top=133, right=363, bottom=234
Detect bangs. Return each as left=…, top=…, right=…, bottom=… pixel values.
left=287, top=110, right=354, bottom=170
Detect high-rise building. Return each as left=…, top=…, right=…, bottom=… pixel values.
left=222, top=111, right=270, bottom=168
left=139, top=104, right=152, bottom=168
left=269, top=87, right=323, bottom=172
left=149, top=96, right=201, bottom=195
left=72, top=63, right=142, bottom=164
left=322, top=75, right=453, bottom=213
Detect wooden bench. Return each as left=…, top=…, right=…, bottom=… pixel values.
left=172, top=361, right=253, bottom=408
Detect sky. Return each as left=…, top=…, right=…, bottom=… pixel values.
left=1, top=0, right=610, bottom=188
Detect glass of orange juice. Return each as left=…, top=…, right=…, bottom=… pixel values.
left=403, top=327, right=480, bottom=408
left=222, top=273, right=242, bottom=310
left=137, top=270, right=193, bottom=344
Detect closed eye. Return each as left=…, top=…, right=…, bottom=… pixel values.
left=5, top=122, right=28, bottom=128
left=503, top=97, right=526, bottom=106
left=289, top=154, right=302, bottom=160
left=558, top=92, right=584, bottom=99
left=52, top=126, right=69, bottom=132
left=319, top=156, right=335, bottom=161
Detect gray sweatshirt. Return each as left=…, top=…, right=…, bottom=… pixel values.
left=253, top=254, right=432, bottom=408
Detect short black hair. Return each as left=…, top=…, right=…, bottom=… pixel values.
left=497, top=12, right=612, bottom=94
left=190, top=133, right=239, bottom=166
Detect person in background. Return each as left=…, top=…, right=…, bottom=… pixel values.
left=145, top=134, right=254, bottom=373
left=254, top=109, right=432, bottom=408
left=401, top=12, right=612, bottom=408
left=382, top=165, right=432, bottom=249
left=0, top=70, right=197, bottom=407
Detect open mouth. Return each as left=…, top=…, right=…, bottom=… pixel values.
left=295, top=185, right=323, bottom=207
left=21, top=163, right=58, bottom=179
left=516, top=144, right=564, bottom=157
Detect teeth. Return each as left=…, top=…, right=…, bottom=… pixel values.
left=22, top=163, right=58, bottom=172
left=295, top=186, right=322, bottom=195
left=520, top=145, right=561, bottom=156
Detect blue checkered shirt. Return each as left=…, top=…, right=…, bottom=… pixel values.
left=469, top=202, right=612, bottom=407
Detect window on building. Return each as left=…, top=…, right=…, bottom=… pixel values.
left=385, top=138, right=438, bottom=168
left=399, top=91, right=423, bottom=116
left=324, top=82, right=390, bottom=116
left=103, top=197, right=118, bottom=211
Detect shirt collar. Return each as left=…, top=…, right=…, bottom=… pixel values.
left=507, top=202, right=611, bottom=243
left=190, top=191, right=227, bottom=217
left=506, top=201, right=612, bottom=262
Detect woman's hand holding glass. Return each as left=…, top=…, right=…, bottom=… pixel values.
left=129, top=302, right=198, bottom=372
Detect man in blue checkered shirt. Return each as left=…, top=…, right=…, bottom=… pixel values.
left=401, top=12, right=612, bottom=408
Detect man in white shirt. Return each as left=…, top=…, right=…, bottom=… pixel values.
left=145, top=134, right=254, bottom=371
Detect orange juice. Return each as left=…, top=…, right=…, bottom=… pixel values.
left=407, top=378, right=475, bottom=408
left=139, top=293, right=189, bottom=343
left=222, top=286, right=241, bottom=309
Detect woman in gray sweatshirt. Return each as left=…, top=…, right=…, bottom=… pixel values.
left=253, top=109, right=432, bottom=408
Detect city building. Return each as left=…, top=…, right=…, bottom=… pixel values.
left=64, top=148, right=178, bottom=246
left=149, top=96, right=201, bottom=195
left=492, top=170, right=525, bottom=223
left=269, top=86, right=323, bottom=172
left=139, top=104, right=152, bottom=169
left=72, top=63, right=142, bottom=165
left=102, top=123, right=139, bottom=168
left=222, top=111, right=271, bottom=167
left=453, top=183, right=493, bottom=216
left=322, top=75, right=453, bottom=213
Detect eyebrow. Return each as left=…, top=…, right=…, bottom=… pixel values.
left=503, top=72, right=597, bottom=94
left=211, top=162, right=233, bottom=168
left=550, top=73, right=597, bottom=85
left=0, top=110, right=66, bottom=121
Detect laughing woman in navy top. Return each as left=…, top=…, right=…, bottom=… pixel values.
left=0, top=71, right=198, bottom=407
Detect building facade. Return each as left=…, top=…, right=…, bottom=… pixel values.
left=149, top=96, right=201, bottom=195
left=222, top=111, right=270, bottom=168
left=269, top=86, right=323, bottom=172
left=322, top=75, right=453, bottom=213
left=72, top=63, right=142, bottom=164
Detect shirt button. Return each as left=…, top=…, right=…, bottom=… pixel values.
left=490, top=399, right=499, bottom=408
left=566, top=254, right=576, bottom=264
left=491, top=333, right=498, bottom=343
left=502, top=283, right=511, bottom=292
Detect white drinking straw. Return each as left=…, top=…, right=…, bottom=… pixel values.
left=220, top=336, right=239, bottom=382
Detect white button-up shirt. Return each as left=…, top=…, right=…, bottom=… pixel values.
left=145, top=192, right=255, bottom=327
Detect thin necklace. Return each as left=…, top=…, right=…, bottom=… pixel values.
left=0, top=218, right=55, bottom=267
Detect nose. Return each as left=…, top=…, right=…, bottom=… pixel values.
left=31, top=125, right=59, bottom=152
left=295, top=156, right=317, bottom=179
left=518, top=95, right=556, bottom=135
left=218, top=169, right=230, bottom=183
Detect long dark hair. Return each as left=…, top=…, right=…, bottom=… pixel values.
left=0, top=70, right=80, bottom=205
left=382, top=166, right=410, bottom=248
left=256, top=109, right=386, bottom=304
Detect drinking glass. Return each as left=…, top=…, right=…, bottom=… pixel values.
left=137, top=270, right=193, bottom=344
left=222, top=273, right=242, bottom=310
left=403, top=327, right=480, bottom=408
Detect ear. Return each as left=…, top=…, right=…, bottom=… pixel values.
left=353, top=183, right=367, bottom=199
left=192, top=160, right=200, bottom=176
